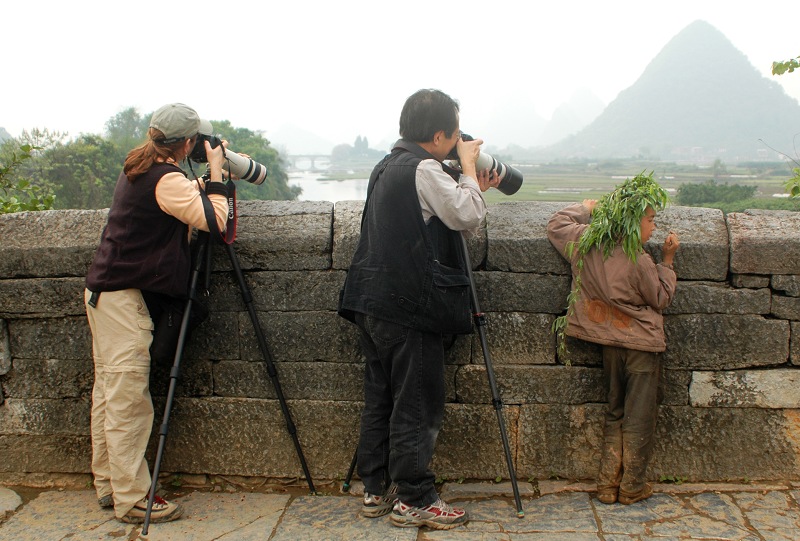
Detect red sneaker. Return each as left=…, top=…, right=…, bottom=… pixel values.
left=390, top=498, right=468, bottom=530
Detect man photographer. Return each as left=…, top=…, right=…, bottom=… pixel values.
left=84, top=103, right=229, bottom=524
left=339, top=88, right=500, bottom=530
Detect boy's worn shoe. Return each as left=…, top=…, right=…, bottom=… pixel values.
left=362, top=483, right=398, bottom=518
left=618, top=483, right=653, bottom=505
left=390, top=498, right=468, bottom=530
left=118, top=495, right=183, bottom=524
left=98, top=494, right=114, bottom=508
left=596, top=488, right=618, bottom=505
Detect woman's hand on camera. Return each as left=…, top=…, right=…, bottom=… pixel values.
left=205, top=140, right=228, bottom=181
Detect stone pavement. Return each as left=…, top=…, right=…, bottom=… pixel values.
left=1, top=480, right=799, bottom=540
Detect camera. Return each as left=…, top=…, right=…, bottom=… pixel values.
left=447, top=133, right=523, bottom=195
left=189, top=133, right=268, bottom=186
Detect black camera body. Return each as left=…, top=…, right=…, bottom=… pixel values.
left=189, top=133, right=268, bottom=185
left=447, top=133, right=523, bottom=196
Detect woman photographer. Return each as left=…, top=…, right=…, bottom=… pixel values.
left=84, top=103, right=229, bottom=524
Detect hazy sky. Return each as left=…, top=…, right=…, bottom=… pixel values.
left=3, top=0, right=799, bottom=152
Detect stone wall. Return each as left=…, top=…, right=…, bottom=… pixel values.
left=0, top=201, right=798, bottom=487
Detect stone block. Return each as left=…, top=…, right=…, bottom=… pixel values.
left=8, top=317, right=92, bottom=361
left=662, top=369, right=691, bottom=406
left=690, top=369, right=800, bottom=408
left=517, top=403, right=604, bottom=479
left=149, top=357, right=214, bottom=398
left=474, top=272, right=570, bottom=314
left=473, top=312, right=556, bottom=365
left=485, top=201, right=570, bottom=273
left=431, top=404, right=521, bottom=481
left=0, top=209, right=107, bottom=279
left=159, top=398, right=363, bottom=480
left=203, top=270, right=345, bottom=312
left=665, top=282, right=770, bottom=315
left=652, top=406, right=800, bottom=481
left=731, top=274, right=771, bottom=288
left=772, top=275, right=800, bottom=297
left=0, top=398, right=90, bottom=436
left=728, top=210, right=800, bottom=275
left=646, top=206, right=728, bottom=281
left=664, top=314, right=789, bottom=370
left=772, top=295, right=800, bottom=321
left=456, top=364, right=605, bottom=405
left=1, top=358, right=93, bottom=399
left=213, top=360, right=363, bottom=401
left=184, top=312, right=242, bottom=361
left=216, top=200, right=333, bottom=271
left=0, top=320, right=9, bottom=376
left=792, top=322, right=799, bottom=366
left=558, top=337, right=603, bottom=367
left=240, top=311, right=361, bottom=363
left=0, top=277, right=86, bottom=318
left=331, top=200, right=363, bottom=271
left=0, top=435, right=90, bottom=473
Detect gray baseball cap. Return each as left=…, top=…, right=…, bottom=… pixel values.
left=150, top=103, right=205, bottom=143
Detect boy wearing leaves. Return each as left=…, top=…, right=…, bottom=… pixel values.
left=546, top=173, right=679, bottom=505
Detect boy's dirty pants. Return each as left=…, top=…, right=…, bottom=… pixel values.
left=597, top=346, right=661, bottom=498
left=85, top=289, right=155, bottom=519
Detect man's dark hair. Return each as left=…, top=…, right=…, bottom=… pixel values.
left=399, top=89, right=460, bottom=143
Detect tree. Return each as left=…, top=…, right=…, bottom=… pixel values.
left=0, top=143, right=55, bottom=214
left=105, top=107, right=148, bottom=152
left=771, top=54, right=800, bottom=197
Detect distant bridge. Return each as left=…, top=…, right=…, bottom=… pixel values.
left=286, top=154, right=331, bottom=171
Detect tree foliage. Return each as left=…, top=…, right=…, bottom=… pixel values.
left=0, top=143, right=55, bottom=214
left=771, top=54, right=800, bottom=198
left=676, top=179, right=757, bottom=206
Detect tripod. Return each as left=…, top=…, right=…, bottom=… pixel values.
left=342, top=235, right=524, bottom=518
left=143, top=231, right=316, bottom=534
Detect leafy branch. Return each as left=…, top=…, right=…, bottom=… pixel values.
left=0, top=144, right=55, bottom=214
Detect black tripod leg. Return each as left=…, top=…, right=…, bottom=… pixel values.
left=223, top=242, right=316, bottom=494
left=143, top=234, right=209, bottom=535
left=342, top=449, right=358, bottom=492
left=461, top=235, right=524, bottom=518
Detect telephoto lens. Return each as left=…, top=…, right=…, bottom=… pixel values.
left=189, top=131, right=268, bottom=185
left=448, top=133, right=523, bottom=195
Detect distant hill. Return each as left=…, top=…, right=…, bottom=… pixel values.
left=267, top=123, right=336, bottom=155
left=0, top=127, right=11, bottom=143
left=543, top=20, right=800, bottom=162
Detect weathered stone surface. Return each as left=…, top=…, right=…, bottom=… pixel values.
left=213, top=360, right=363, bottom=400
left=1, top=358, right=93, bottom=399
left=474, top=312, right=556, bottom=365
left=663, top=369, right=691, bottom=406
left=0, top=435, right=90, bottom=473
left=793, top=322, right=799, bottom=367
left=652, top=406, right=800, bottom=481
left=474, top=271, right=570, bottom=314
left=0, top=209, right=107, bottom=279
left=772, top=295, right=800, bottom=320
left=7, top=317, right=91, bottom=361
left=647, top=206, right=728, bottom=281
left=203, top=270, right=345, bottom=312
left=456, top=364, right=605, bottom=405
left=184, top=312, right=242, bottom=361
left=331, top=200, right=363, bottom=271
left=485, top=201, right=569, bottom=273
left=239, top=311, right=361, bottom=363
left=772, top=275, right=800, bottom=297
left=517, top=403, right=604, bottom=479
left=664, top=314, right=789, bottom=370
left=0, top=277, right=86, bottom=318
left=217, top=200, right=333, bottom=271
left=149, top=357, right=214, bottom=398
left=665, top=282, right=770, bottom=315
left=160, top=398, right=362, bottom=479
left=729, top=210, right=800, bottom=275
left=558, top=336, right=603, bottom=367
left=0, top=320, right=9, bottom=376
left=0, top=398, right=89, bottom=436
left=731, top=273, right=771, bottom=289
left=690, top=369, right=800, bottom=408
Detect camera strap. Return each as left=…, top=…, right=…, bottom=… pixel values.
left=200, top=180, right=237, bottom=244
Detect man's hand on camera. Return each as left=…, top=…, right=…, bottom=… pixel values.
left=456, top=136, right=483, bottom=179
left=476, top=169, right=501, bottom=192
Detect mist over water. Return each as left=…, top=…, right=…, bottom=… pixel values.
left=289, top=171, right=368, bottom=202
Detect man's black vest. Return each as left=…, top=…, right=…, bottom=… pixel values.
left=86, top=163, right=192, bottom=298
left=338, top=140, right=472, bottom=334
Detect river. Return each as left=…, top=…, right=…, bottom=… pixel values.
left=288, top=170, right=369, bottom=202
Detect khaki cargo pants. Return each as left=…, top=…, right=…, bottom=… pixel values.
left=84, top=288, right=154, bottom=519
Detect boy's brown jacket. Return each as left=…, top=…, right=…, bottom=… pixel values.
left=547, top=203, right=677, bottom=352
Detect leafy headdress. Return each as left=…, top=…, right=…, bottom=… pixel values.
left=552, top=171, right=670, bottom=359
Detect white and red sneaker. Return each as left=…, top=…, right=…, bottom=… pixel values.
left=390, top=498, right=468, bottom=530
